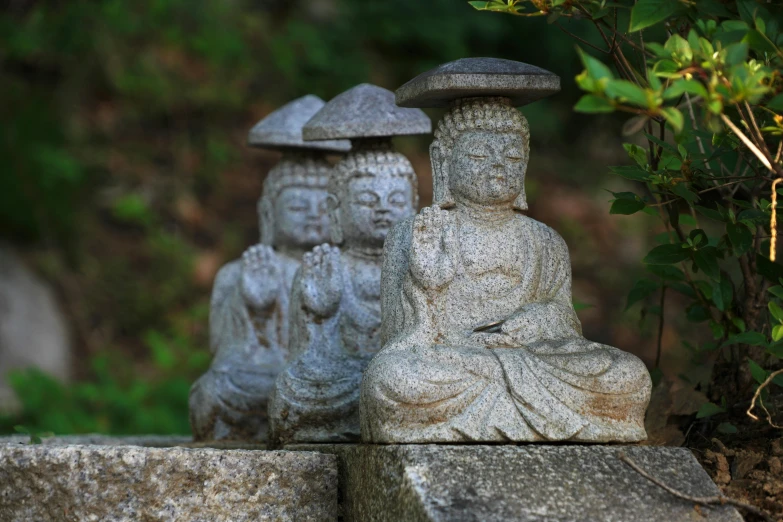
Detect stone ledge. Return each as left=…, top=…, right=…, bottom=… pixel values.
left=0, top=442, right=336, bottom=522
left=340, top=444, right=742, bottom=522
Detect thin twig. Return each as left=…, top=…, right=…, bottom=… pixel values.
left=555, top=22, right=607, bottom=53
left=720, top=114, right=774, bottom=172
left=746, top=368, right=783, bottom=429
left=618, top=452, right=773, bottom=522
left=656, top=285, right=666, bottom=368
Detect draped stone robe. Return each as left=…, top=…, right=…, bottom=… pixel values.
left=361, top=212, right=652, bottom=443
left=268, top=253, right=382, bottom=445
left=189, top=252, right=298, bottom=441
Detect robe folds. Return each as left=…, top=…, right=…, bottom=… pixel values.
left=189, top=253, right=297, bottom=441
left=268, top=256, right=382, bottom=444
left=361, top=213, right=652, bottom=443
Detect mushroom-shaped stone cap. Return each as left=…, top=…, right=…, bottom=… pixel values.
left=248, top=95, right=351, bottom=152
left=395, top=57, right=560, bottom=108
left=302, top=84, right=431, bottom=141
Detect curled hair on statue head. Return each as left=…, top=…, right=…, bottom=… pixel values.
left=327, top=139, right=420, bottom=245
left=430, top=97, right=530, bottom=211
left=258, top=153, right=331, bottom=245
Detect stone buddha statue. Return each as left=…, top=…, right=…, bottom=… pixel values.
left=360, top=59, right=652, bottom=444
left=189, top=96, right=350, bottom=441
left=267, top=84, right=430, bottom=446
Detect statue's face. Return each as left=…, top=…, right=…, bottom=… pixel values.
left=449, top=130, right=527, bottom=206
left=272, top=186, right=330, bottom=248
left=339, top=172, right=415, bottom=248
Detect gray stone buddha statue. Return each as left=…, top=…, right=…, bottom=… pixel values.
left=189, top=95, right=350, bottom=441
left=267, top=84, right=430, bottom=446
left=360, top=59, right=652, bottom=444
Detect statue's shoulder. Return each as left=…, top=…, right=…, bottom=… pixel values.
left=515, top=214, right=569, bottom=249
left=384, top=216, right=416, bottom=255
left=213, top=258, right=242, bottom=289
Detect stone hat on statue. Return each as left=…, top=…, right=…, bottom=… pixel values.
left=302, top=83, right=431, bottom=141
left=248, top=95, right=351, bottom=152
left=395, top=57, right=560, bottom=108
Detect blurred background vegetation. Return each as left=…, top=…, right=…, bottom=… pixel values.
left=0, top=0, right=683, bottom=435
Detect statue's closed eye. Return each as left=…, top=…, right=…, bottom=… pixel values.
left=468, top=154, right=487, bottom=160
left=506, top=156, right=523, bottom=162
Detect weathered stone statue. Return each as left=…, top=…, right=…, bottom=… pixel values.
left=189, top=95, right=350, bottom=441
left=361, top=58, right=652, bottom=443
left=267, top=84, right=430, bottom=445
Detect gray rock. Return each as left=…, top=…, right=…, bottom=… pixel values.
left=248, top=94, right=350, bottom=151
left=302, top=84, right=431, bottom=140
left=395, top=57, right=561, bottom=108
left=0, top=244, right=71, bottom=413
left=0, top=443, right=337, bottom=522
left=341, top=445, right=742, bottom=522
left=361, top=95, right=650, bottom=444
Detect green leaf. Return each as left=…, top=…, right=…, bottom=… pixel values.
left=664, top=34, right=693, bottom=62
left=696, top=402, right=725, bottom=418
left=574, top=95, right=615, bottom=113
left=695, top=205, right=727, bottom=222
left=732, top=317, right=747, bottom=332
left=757, top=254, right=783, bottom=283
left=663, top=79, right=708, bottom=100
left=610, top=165, right=650, bottom=181
left=660, top=107, right=684, bottom=133
left=768, top=341, right=783, bottom=357
left=611, top=198, right=645, bottom=215
left=629, top=0, right=680, bottom=32
left=769, top=301, right=783, bottom=322
left=644, top=244, right=690, bottom=264
left=687, top=304, right=711, bottom=323
left=626, top=279, right=659, bottom=310
left=709, top=320, right=726, bottom=339
left=646, top=264, right=686, bottom=281
left=716, top=422, right=738, bottom=434
left=672, top=182, right=699, bottom=204
left=772, top=324, right=783, bottom=342
left=727, top=222, right=752, bottom=254
left=605, top=80, right=650, bottom=107
left=748, top=358, right=768, bottom=384
left=768, top=285, right=783, bottom=299
left=723, top=42, right=749, bottom=66
left=693, top=247, right=720, bottom=280
left=744, top=29, right=778, bottom=55
left=712, top=275, right=733, bottom=312
left=577, top=47, right=614, bottom=81
left=722, top=331, right=766, bottom=347
left=768, top=94, right=783, bottom=112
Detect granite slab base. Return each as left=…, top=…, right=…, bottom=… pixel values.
left=0, top=436, right=335, bottom=522
left=340, top=444, right=742, bottom=522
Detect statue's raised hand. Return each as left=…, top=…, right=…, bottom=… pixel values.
left=301, top=244, right=343, bottom=317
left=240, top=244, right=280, bottom=310
left=409, top=206, right=456, bottom=290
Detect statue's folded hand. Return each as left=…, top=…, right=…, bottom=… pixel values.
left=301, top=244, right=343, bottom=317
left=240, top=244, right=280, bottom=310
left=409, top=206, right=457, bottom=290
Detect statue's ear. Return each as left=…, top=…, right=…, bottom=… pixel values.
left=259, top=196, right=275, bottom=245
left=430, top=143, right=455, bottom=209
left=512, top=161, right=529, bottom=212
left=512, top=186, right=528, bottom=211
left=326, top=193, right=344, bottom=245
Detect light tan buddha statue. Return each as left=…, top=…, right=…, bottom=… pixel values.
left=360, top=59, right=652, bottom=444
